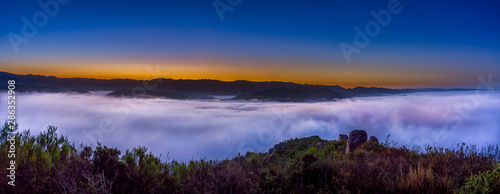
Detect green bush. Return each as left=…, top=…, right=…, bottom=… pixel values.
left=305, top=146, right=317, bottom=154
left=459, top=165, right=500, bottom=193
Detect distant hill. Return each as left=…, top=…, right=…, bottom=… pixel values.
left=106, top=89, right=189, bottom=99
left=0, top=71, right=475, bottom=101
left=0, top=71, right=299, bottom=97
left=232, top=85, right=346, bottom=102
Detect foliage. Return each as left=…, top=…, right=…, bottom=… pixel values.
left=0, top=124, right=498, bottom=193
left=459, top=164, right=500, bottom=193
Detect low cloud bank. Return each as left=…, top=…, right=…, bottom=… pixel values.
left=0, top=91, right=499, bottom=161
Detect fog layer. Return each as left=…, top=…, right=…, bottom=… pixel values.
left=1, top=91, right=499, bottom=161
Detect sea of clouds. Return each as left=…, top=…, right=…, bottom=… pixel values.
left=1, top=90, right=499, bottom=161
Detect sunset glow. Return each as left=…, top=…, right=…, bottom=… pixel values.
left=1, top=1, right=499, bottom=88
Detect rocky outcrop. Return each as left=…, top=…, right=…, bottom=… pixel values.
left=338, top=134, right=348, bottom=141
left=267, top=148, right=274, bottom=156
left=368, top=136, right=379, bottom=144
left=346, top=130, right=368, bottom=153
left=268, top=142, right=286, bottom=156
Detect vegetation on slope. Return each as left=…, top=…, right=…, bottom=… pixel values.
left=232, top=85, right=346, bottom=102
left=0, top=124, right=499, bottom=193
left=106, top=88, right=189, bottom=99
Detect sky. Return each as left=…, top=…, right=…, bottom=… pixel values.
left=1, top=90, right=499, bottom=161
left=1, top=0, right=499, bottom=88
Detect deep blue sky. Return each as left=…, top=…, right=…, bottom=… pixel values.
left=1, top=0, right=499, bottom=88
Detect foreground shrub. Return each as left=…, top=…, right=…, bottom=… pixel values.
left=1, top=124, right=498, bottom=193
left=397, top=163, right=453, bottom=193
left=459, top=165, right=500, bottom=193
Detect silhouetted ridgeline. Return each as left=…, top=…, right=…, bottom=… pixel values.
left=232, top=85, right=346, bottom=102
left=0, top=71, right=476, bottom=102
left=1, top=125, right=499, bottom=193
left=106, top=89, right=190, bottom=99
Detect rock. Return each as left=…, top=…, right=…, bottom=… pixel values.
left=268, top=142, right=286, bottom=156
left=316, top=142, right=323, bottom=146
left=346, top=130, right=367, bottom=153
left=368, top=136, right=379, bottom=144
left=338, top=134, right=348, bottom=141
left=267, top=148, right=274, bottom=156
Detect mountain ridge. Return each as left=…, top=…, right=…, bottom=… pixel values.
left=0, top=71, right=476, bottom=101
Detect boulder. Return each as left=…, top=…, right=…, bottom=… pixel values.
left=338, top=134, right=348, bottom=141
left=368, top=136, right=379, bottom=144
left=346, top=130, right=367, bottom=153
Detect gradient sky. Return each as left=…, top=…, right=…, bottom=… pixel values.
left=1, top=0, right=499, bottom=88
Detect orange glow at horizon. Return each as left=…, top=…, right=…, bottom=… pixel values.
left=0, top=60, right=473, bottom=89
